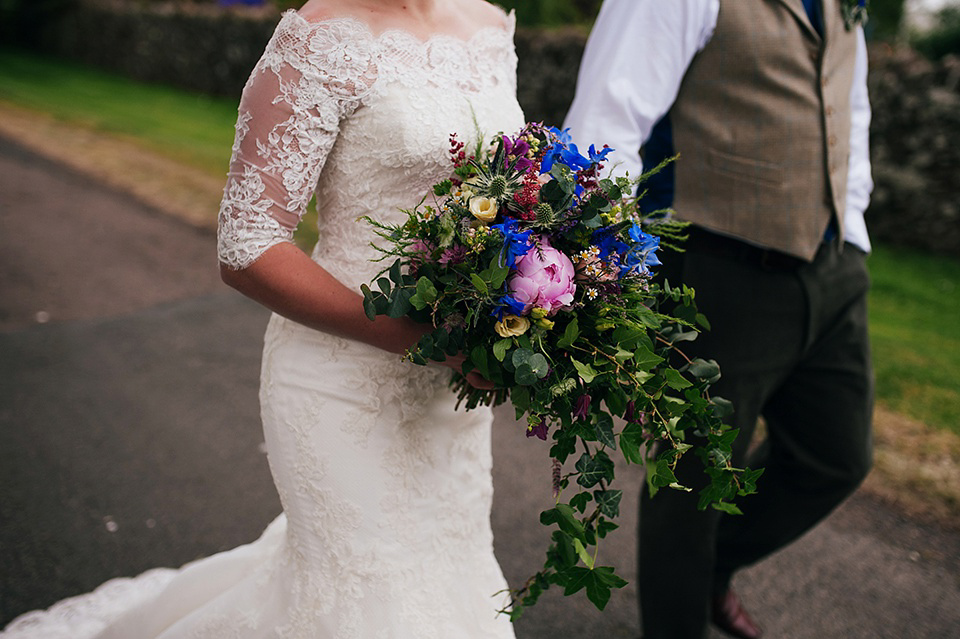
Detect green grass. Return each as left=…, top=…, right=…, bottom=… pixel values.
left=867, top=244, right=960, bottom=435
left=2, top=50, right=957, bottom=434
left=0, top=49, right=237, bottom=176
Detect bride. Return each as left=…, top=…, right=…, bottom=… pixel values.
left=3, top=0, right=524, bottom=636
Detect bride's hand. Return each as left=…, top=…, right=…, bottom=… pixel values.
left=394, top=318, right=494, bottom=390
left=439, top=353, right=495, bottom=390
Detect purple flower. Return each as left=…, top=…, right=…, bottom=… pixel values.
left=438, top=244, right=467, bottom=266
left=527, top=418, right=549, bottom=440
left=503, top=134, right=533, bottom=172
left=573, top=394, right=591, bottom=421
left=508, top=237, right=577, bottom=316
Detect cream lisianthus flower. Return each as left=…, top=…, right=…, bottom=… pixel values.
left=495, top=314, right=530, bottom=338
left=469, top=196, right=499, bottom=224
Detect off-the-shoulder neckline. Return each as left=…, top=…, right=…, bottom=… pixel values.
left=283, top=8, right=515, bottom=47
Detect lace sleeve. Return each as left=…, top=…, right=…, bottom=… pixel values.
left=217, top=13, right=377, bottom=270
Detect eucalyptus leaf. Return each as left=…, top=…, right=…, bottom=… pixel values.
left=686, top=358, right=721, bottom=382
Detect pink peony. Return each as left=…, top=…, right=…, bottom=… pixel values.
left=508, top=237, right=577, bottom=316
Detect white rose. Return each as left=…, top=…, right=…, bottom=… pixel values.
left=469, top=196, right=499, bottom=224
left=495, top=314, right=530, bottom=338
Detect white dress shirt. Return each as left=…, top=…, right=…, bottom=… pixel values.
left=563, top=0, right=872, bottom=253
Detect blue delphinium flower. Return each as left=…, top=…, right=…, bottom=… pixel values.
left=491, top=294, right=527, bottom=320
left=587, top=144, right=614, bottom=164
left=624, top=224, right=662, bottom=274
left=592, top=227, right=630, bottom=262
left=541, top=127, right=592, bottom=174
left=492, top=218, right=533, bottom=268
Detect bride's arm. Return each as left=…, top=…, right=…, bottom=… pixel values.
left=217, top=16, right=489, bottom=386
left=220, top=243, right=424, bottom=355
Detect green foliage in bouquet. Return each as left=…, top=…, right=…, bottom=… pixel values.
left=361, top=124, right=761, bottom=617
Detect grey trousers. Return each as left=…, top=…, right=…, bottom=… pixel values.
left=638, top=235, right=874, bottom=639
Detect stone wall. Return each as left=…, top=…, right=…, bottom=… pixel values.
left=867, top=45, right=960, bottom=257
left=36, top=1, right=960, bottom=256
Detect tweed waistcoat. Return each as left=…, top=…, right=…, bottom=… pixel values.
left=670, top=0, right=858, bottom=260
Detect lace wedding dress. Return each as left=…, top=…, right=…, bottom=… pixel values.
left=3, top=9, right=524, bottom=639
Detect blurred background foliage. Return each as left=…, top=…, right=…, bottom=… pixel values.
left=3, top=0, right=955, bottom=54
left=911, top=5, right=960, bottom=58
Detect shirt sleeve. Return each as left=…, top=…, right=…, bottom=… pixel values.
left=842, top=26, right=873, bottom=253
left=216, top=17, right=374, bottom=270
left=562, top=0, right=719, bottom=179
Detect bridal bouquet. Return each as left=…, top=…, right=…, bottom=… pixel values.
left=362, top=124, right=760, bottom=617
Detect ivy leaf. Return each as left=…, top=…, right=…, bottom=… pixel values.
left=560, top=566, right=627, bottom=611
left=596, top=519, right=619, bottom=539
left=575, top=451, right=615, bottom=488
left=416, top=276, right=438, bottom=304
left=557, top=318, right=580, bottom=349
left=593, top=489, right=622, bottom=518
left=573, top=538, right=595, bottom=569
left=570, top=491, right=592, bottom=514
left=470, top=344, right=490, bottom=378
left=649, top=458, right=679, bottom=488
left=634, top=344, right=664, bottom=371
left=493, top=338, right=512, bottom=362
left=572, top=358, right=598, bottom=383
left=594, top=413, right=617, bottom=450
left=739, top=467, right=764, bottom=496
left=540, top=504, right=586, bottom=542
left=619, top=421, right=646, bottom=465
left=604, top=387, right=627, bottom=417
left=663, top=368, right=692, bottom=390
left=712, top=501, right=743, bottom=515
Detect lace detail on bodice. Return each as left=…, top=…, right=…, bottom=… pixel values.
left=217, top=10, right=523, bottom=273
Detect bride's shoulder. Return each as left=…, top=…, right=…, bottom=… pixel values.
left=462, top=0, right=514, bottom=31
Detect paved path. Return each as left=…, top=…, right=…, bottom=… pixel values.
left=2, top=135, right=959, bottom=638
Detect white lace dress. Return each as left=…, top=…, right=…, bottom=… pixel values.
left=3, top=10, right=524, bottom=639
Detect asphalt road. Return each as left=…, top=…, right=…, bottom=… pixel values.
left=2, top=134, right=959, bottom=638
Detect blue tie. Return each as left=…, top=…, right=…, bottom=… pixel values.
left=802, top=0, right=824, bottom=36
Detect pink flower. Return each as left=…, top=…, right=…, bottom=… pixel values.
left=508, top=237, right=576, bottom=316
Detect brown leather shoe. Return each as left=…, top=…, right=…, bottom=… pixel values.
left=711, top=589, right=763, bottom=639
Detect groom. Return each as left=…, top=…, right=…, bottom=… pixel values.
left=565, top=1, right=875, bottom=638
